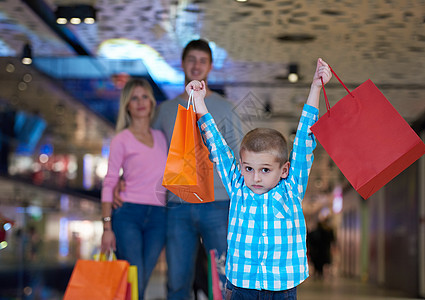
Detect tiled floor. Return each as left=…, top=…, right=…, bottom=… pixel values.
left=1, top=266, right=420, bottom=300
left=145, top=272, right=423, bottom=300
left=297, top=277, right=421, bottom=300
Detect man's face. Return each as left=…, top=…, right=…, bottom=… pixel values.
left=240, top=150, right=290, bottom=195
left=182, top=50, right=212, bottom=83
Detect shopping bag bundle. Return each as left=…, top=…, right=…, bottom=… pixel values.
left=64, top=251, right=138, bottom=300
left=162, top=91, right=215, bottom=203
left=311, top=66, right=425, bottom=199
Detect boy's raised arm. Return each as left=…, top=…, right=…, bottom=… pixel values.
left=306, top=58, right=332, bottom=109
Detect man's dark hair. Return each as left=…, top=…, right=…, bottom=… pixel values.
left=182, top=39, right=213, bottom=63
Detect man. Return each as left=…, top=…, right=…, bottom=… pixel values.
left=115, top=39, right=242, bottom=299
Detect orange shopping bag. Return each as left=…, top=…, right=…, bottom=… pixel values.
left=162, top=91, right=214, bottom=203
left=64, top=258, right=129, bottom=300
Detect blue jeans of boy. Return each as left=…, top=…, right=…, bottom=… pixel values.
left=225, top=280, right=297, bottom=300
left=166, top=200, right=229, bottom=300
left=112, top=202, right=167, bottom=300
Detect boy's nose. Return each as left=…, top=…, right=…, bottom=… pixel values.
left=254, top=173, right=261, bottom=182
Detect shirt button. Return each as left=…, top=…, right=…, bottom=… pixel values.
left=262, top=233, right=266, bottom=237
left=261, top=262, right=265, bottom=266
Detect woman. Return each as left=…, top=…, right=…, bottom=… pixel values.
left=101, top=78, right=167, bottom=300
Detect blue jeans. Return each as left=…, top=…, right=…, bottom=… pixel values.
left=166, top=201, right=229, bottom=300
left=225, top=280, right=297, bottom=300
left=112, top=202, right=167, bottom=300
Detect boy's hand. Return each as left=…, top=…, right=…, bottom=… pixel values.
left=186, top=80, right=206, bottom=98
left=185, top=80, right=208, bottom=116
left=312, top=58, right=332, bottom=88
left=306, top=58, right=332, bottom=108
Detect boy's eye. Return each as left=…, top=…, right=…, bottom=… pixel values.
left=245, top=167, right=253, bottom=172
left=262, top=168, right=270, bottom=173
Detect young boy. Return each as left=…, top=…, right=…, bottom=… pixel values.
left=187, top=58, right=332, bottom=299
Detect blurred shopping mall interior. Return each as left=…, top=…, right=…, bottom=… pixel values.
left=0, top=0, right=425, bottom=299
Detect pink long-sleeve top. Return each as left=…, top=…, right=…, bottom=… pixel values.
left=101, top=128, right=168, bottom=206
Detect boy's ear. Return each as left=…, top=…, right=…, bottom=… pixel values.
left=280, top=161, right=290, bottom=179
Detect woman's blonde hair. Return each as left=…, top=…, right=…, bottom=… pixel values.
left=115, top=78, right=156, bottom=132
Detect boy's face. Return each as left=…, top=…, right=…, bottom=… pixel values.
left=240, top=150, right=290, bottom=195
left=182, top=50, right=212, bottom=83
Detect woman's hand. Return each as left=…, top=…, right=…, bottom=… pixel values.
left=101, top=230, right=116, bottom=254
left=112, top=179, right=125, bottom=209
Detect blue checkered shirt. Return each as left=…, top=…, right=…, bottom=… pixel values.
left=198, top=104, right=318, bottom=291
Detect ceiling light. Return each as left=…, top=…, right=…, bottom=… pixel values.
left=6, top=63, right=15, bottom=73
left=70, top=17, right=81, bottom=25
left=288, top=64, right=299, bottom=83
left=56, top=17, right=67, bottom=24
left=23, top=73, right=33, bottom=83
left=55, top=6, right=70, bottom=24
left=84, top=17, right=95, bottom=24
left=263, top=100, right=272, bottom=119
left=288, top=73, right=298, bottom=83
left=55, top=5, right=96, bottom=25
left=21, top=43, right=32, bottom=65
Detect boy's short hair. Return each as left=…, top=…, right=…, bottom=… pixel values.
left=182, top=39, right=213, bottom=63
left=240, top=128, right=289, bottom=166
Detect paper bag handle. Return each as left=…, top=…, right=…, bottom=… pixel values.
left=94, top=249, right=116, bottom=261
left=187, top=90, right=197, bottom=113
left=321, top=65, right=354, bottom=115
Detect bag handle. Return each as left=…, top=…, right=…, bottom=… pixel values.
left=94, top=249, right=116, bottom=261
left=187, top=90, right=197, bottom=113
left=321, top=65, right=354, bottom=115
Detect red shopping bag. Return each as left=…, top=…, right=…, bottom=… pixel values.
left=125, top=283, right=132, bottom=300
left=311, top=66, right=425, bottom=199
left=64, top=259, right=129, bottom=300
left=162, top=92, right=215, bottom=203
left=208, top=249, right=223, bottom=300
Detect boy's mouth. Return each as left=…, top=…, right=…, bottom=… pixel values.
left=252, top=185, right=263, bottom=189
